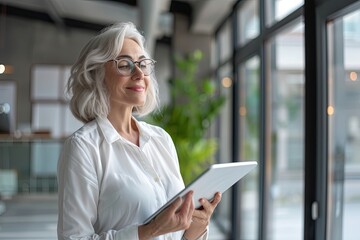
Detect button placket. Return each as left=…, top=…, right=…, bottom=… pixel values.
left=136, top=148, right=167, bottom=206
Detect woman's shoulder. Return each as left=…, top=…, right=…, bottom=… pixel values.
left=65, top=120, right=99, bottom=144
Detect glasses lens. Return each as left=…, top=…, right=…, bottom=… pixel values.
left=116, top=59, right=133, bottom=75
left=140, top=59, right=155, bottom=76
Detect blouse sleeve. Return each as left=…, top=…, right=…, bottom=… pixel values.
left=57, top=137, right=139, bottom=240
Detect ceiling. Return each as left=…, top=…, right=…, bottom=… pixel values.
left=0, top=0, right=236, bottom=52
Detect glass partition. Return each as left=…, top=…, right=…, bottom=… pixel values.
left=0, top=138, right=62, bottom=193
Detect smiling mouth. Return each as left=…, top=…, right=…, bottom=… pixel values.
left=127, top=86, right=145, bottom=92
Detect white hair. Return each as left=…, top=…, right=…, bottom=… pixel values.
left=67, top=22, right=159, bottom=123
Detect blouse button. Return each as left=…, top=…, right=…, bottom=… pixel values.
left=154, top=176, right=160, bottom=182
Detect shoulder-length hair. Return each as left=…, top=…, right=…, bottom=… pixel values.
left=67, top=22, right=159, bottom=123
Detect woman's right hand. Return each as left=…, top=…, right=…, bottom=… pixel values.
left=138, top=191, right=195, bottom=240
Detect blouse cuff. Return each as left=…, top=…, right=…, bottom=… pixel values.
left=197, top=227, right=208, bottom=240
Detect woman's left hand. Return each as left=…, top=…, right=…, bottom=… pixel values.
left=183, top=192, right=222, bottom=239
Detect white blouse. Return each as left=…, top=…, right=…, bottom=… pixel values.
left=57, top=117, right=207, bottom=240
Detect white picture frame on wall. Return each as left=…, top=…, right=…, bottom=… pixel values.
left=31, top=65, right=62, bottom=100
left=31, top=65, right=83, bottom=138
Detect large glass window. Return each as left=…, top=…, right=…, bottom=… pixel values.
left=238, top=56, right=260, bottom=239
left=327, top=7, right=360, bottom=240
left=266, top=21, right=304, bottom=240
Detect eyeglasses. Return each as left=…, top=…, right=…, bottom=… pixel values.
left=111, top=58, right=156, bottom=76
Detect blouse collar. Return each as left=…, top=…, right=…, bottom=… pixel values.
left=96, top=117, right=151, bottom=146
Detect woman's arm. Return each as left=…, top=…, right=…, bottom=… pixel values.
left=57, top=137, right=139, bottom=240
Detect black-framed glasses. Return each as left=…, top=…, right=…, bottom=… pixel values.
left=111, top=58, right=156, bottom=76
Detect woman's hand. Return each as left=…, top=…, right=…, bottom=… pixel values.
left=138, top=191, right=195, bottom=240
left=183, top=192, right=222, bottom=240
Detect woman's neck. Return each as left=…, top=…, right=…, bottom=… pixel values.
left=107, top=109, right=140, bottom=146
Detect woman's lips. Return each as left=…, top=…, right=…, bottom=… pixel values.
left=127, top=86, right=145, bottom=92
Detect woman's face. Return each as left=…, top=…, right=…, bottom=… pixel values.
left=104, top=38, right=150, bottom=112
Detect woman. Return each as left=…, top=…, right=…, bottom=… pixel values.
left=57, top=22, right=221, bottom=240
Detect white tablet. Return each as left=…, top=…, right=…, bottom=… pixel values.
left=143, top=161, right=257, bottom=224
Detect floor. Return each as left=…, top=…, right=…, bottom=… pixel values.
left=0, top=194, right=227, bottom=240
left=0, top=195, right=57, bottom=240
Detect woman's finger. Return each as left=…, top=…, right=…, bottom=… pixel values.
left=192, top=192, right=222, bottom=221
left=177, top=191, right=194, bottom=217
left=211, top=192, right=222, bottom=205
left=199, top=192, right=222, bottom=212
left=167, top=196, right=183, bottom=214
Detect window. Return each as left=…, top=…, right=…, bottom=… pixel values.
left=217, top=20, right=232, bottom=63
left=215, top=62, right=233, bottom=235
left=266, top=0, right=303, bottom=26
left=266, top=21, right=304, bottom=239
left=327, top=7, right=360, bottom=240
left=238, top=56, right=260, bottom=239
left=237, top=0, right=259, bottom=46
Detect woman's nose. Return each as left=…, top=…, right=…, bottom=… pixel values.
left=131, top=64, right=144, bottom=79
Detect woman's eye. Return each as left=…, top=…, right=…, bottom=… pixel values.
left=118, top=64, right=131, bottom=70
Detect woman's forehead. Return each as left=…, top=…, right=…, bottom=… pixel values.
left=118, top=38, right=145, bottom=59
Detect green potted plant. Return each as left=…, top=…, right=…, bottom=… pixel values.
left=148, top=50, right=226, bottom=184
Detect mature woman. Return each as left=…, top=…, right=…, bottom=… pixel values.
left=57, top=22, right=221, bottom=240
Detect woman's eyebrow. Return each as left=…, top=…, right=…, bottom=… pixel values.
left=116, top=55, right=146, bottom=60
